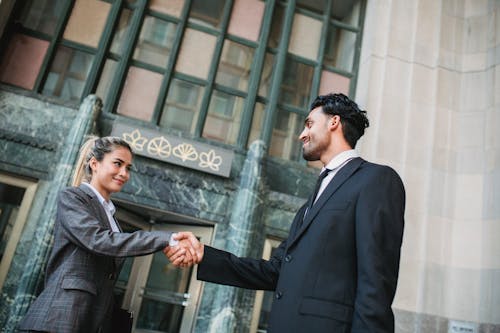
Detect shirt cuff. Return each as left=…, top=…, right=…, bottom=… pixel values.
left=169, top=233, right=179, bottom=246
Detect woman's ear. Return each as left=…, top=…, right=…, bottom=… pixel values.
left=89, top=156, right=98, bottom=174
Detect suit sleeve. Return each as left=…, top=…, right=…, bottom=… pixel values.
left=197, top=240, right=286, bottom=291
left=56, top=187, right=171, bottom=257
left=352, top=166, right=405, bottom=333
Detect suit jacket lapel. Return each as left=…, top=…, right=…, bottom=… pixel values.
left=288, top=158, right=364, bottom=248
left=78, top=184, right=123, bottom=269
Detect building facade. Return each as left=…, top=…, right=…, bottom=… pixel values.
left=0, top=0, right=498, bottom=333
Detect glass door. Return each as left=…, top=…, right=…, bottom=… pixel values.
left=114, top=209, right=213, bottom=333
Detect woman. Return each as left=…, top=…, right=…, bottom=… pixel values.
left=18, top=136, right=194, bottom=333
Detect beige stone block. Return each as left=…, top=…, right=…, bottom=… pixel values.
left=484, top=108, right=500, bottom=150
left=414, top=0, right=441, bottom=66
left=463, top=15, right=490, bottom=53
left=451, top=148, right=486, bottom=173
left=450, top=219, right=483, bottom=268
left=483, top=171, right=500, bottom=220
left=437, top=68, right=461, bottom=109
left=406, top=101, right=436, bottom=167
left=460, top=70, right=494, bottom=111
left=452, top=174, right=484, bottom=220
left=393, top=258, right=424, bottom=311
left=443, top=0, right=466, bottom=17
left=482, top=219, right=500, bottom=268
left=376, top=98, right=407, bottom=163
left=495, top=65, right=500, bottom=105
left=411, top=64, right=438, bottom=102
left=449, top=111, right=485, bottom=150
left=388, top=1, right=418, bottom=61
left=433, top=107, right=453, bottom=152
left=444, top=268, right=482, bottom=322
left=421, top=262, right=448, bottom=316
left=382, top=57, right=412, bottom=100
left=460, top=52, right=488, bottom=72
left=429, top=170, right=455, bottom=218
left=477, top=268, right=500, bottom=323
left=404, top=168, right=430, bottom=215
left=425, top=216, right=453, bottom=265
left=464, top=0, right=490, bottom=17
left=361, top=0, right=392, bottom=58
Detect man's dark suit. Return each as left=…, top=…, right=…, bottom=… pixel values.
left=198, top=158, right=405, bottom=333
left=19, top=184, right=172, bottom=333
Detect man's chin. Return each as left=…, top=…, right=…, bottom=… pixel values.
left=302, top=152, right=320, bottom=161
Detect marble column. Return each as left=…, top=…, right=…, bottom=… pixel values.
left=4, top=95, right=101, bottom=331
left=206, top=140, right=266, bottom=333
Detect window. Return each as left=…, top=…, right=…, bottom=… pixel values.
left=0, top=0, right=365, bottom=161
left=0, top=173, right=37, bottom=289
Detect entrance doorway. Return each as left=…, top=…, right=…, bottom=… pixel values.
left=113, top=202, right=213, bottom=333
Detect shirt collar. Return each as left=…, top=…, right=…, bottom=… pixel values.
left=323, top=149, right=359, bottom=172
left=81, top=182, right=116, bottom=216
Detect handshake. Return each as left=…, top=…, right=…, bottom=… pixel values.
left=164, top=232, right=204, bottom=268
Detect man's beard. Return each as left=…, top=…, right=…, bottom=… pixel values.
left=302, top=146, right=321, bottom=161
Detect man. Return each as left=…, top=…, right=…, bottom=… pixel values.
left=168, top=93, right=405, bottom=332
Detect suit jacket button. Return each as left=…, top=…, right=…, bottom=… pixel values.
left=275, top=291, right=283, bottom=299
left=284, top=255, right=292, bottom=262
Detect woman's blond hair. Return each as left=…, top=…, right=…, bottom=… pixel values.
left=71, top=136, right=133, bottom=186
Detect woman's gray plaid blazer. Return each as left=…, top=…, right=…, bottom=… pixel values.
left=18, top=184, right=173, bottom=333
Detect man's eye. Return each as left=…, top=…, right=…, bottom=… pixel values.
left=114, top=161, right=121, bottom=166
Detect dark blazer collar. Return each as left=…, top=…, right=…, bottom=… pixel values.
left=289, top=157, right=364, bottom=248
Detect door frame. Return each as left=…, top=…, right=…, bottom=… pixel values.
left=114, top=203, right=214, bottom=333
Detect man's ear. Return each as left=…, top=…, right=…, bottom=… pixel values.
left=329, top=115, right=341, bottom=129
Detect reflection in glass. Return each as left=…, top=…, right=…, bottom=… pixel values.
left=189, top=0, right=226, bottom=28
left=288, top=13, right=322, bottom=61
left=18, top=0, right=65, bottom=36
left=279, top=58, right=314, bottom=109
left=134, top=16, right=177, bottom=68
left=0, top=183, right=25, bottom=262
left=42, top=46, right=93, bottom=102
left=319, top=70, right=350, bottom=96
left=149, top=0, right=185, bottom=18
left=203, top=91, right=244, bottom=145
left=135, top=251, right=191, bottom=332
left=269, top=109, right=304, bottom=161
left=324, top=26, right=357, bottom=72
left=267, top=4, right=284, bottom=48
left=160, top=79, right=204, bottom=134
left=0, top=34, right=49, bottom=90
left=96, top=59, right=118, bottom=108
left=116, top=66, right=163, bottom=121
left=175, top=29, right=217, bottom=79
left=258, top=53, right=275, bottom=98
left=296, top=0, right=326, bottom=15
left=110, top=9, right=133, bottom=55
left=227, top=0, right=264, bottom=42
left=63, top=0, right=110, bottom=48
left=216, top=40, right=254, bottom=91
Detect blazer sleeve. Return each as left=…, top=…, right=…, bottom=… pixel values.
left=197, top=240, right=286, bottom=291
left=56, top=187, right=171, bottom=257
left=352, top=166, right=405, bottom=333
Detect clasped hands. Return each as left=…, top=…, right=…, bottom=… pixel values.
left=164, top=232, right=204, bottom=268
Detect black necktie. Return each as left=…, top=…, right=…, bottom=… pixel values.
left=301, top=168, right=332, bottom=225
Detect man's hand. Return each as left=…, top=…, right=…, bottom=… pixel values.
left=164, top=231, right=204, bottom=267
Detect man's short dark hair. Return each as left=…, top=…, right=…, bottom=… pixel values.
left=310, top=93, right=369, bottom=148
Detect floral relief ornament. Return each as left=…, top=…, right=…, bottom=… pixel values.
left=147, top=136, right=171, bottom=158
left=199, top=150, right=222, bottom=171
left=122, top=129, right=148, bottom=152
left=173, top=143, right=198, bottom=162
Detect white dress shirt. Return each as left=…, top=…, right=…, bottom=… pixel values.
left=81, top=182, right=121, bottom=232
left=313, top=149, right=359, bottom=204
